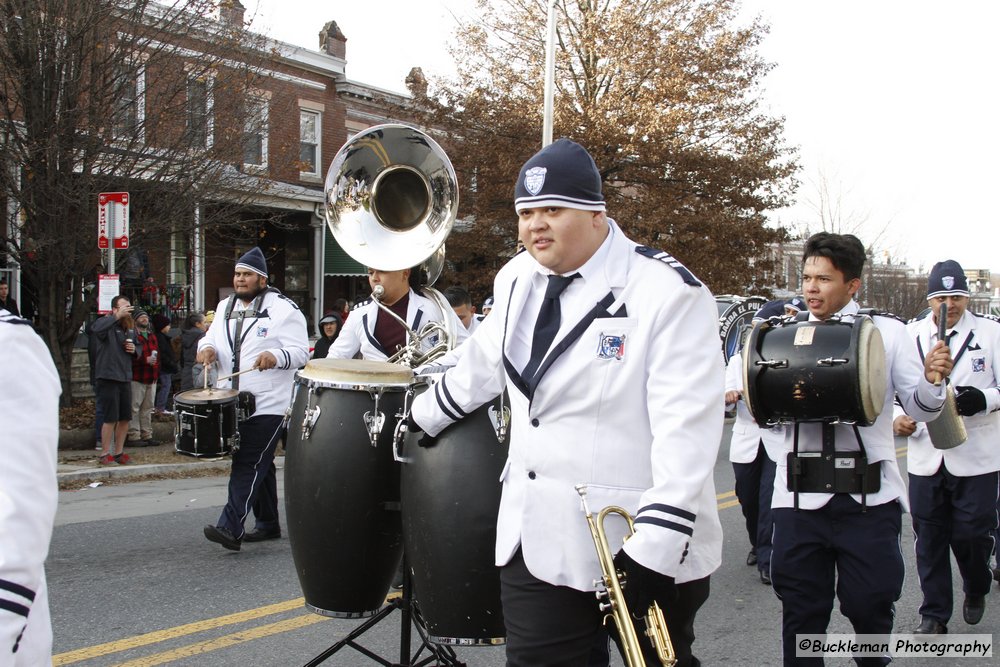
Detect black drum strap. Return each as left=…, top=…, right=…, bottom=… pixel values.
left=225, top=288, right=272, bottom=391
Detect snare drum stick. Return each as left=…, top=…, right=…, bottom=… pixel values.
left=215, top=367, right=264, bottom=384
left=934, top=302, right=948, bottom=386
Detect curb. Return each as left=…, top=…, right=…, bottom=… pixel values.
left=57, top=459, right=232, bottom=484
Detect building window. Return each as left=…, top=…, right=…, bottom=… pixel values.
left=113, top=63, right=145, bottom=141
left=299, top=109, right=320, bottom=176
left=243, top=96, right=268, bottom=169
left=186, top=76, right=213, bottom=150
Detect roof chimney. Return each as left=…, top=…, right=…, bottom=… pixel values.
left=405, top=67, right=428, bottom=98
left=319, top=21, right=347, bottom=60
left=219, top=0, right=246, bottom=28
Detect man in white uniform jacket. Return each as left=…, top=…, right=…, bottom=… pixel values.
left=327, top=267, right=468, bottom=362
left=409, top=139, right=723, bottom=667
left=893, top=259, right=1000, bottom=634
left=0, top=311, right=59, bottom=666
left=198, top=248, right=310, bottom=550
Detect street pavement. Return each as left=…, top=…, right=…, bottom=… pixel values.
left=48, top=422, right=998, bottom=666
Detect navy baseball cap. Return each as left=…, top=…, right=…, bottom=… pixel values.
left=514, top=139, right=605, bottom=213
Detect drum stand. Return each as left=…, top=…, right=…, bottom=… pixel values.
left=302, top=552, right=466, bottom=667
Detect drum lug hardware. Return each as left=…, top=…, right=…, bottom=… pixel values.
left=300, top=386, right=322, bottom=441
left=364, top=389, right=385, bottom=447
left=302, top=405, right=321, bottom=441
left=393, top=387, right=415, bottom=463
left=817, top=357, right=849, bottom=366
left=488, top=394, right=511, bottom=444
left=755, top=359, right=788, bottom=368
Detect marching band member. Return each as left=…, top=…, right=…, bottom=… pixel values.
left=0, top=311, right=59, bottom=665
left=769, top=233, right=952, bottom=666
left=726, top=299, right=784, bottom=586
left=893, top=260, right=1000, bottom=634
left=444, top=285, right=481, bottom=335
left=197, top=248, right=310, bottom=550
left=409, top=139, right=723, bottom=666
left=326, top=267, right=468, bottom=362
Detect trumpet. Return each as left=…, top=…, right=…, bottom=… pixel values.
left=576, top=485, right=676, bottom=667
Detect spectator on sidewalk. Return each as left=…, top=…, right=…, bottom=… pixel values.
left=91, top=296, right=141, bottom=465
left=0, top=309, right=60, bottom=664
left=180, top=312, right=208, bottom=391
left=311, top=311, right=342, bottom=359
left=152, top=313, right=178, bottom=415
left=127, top=309, right=159, bottom=447
left=0, top=280, right=20, bottom=317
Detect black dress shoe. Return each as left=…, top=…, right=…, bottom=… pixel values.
left=204, top=525, right=241, bottom=551
left=913, top=617, right=947, bottom=635
left=963, top=594, right=986, bottom=625
left=759, top=569, right=771, bottom=586
left=243, top=528, right=281, bottom=542
left=746, top=548, right=758, bottom=566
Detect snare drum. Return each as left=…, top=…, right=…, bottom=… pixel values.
left=173, top=388, right=240, bottom=457
left=400, top=386, right=509, bottom=646
left=742, top=315, right=887, bottom=426
left=284, top=358, right=413, bottom=618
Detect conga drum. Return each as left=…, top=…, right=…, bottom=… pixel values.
left=742, top=315, right=887, bottom=426
left=173, top=388, right=240, bottom=457
left=284, top=359, right=413, bottom=618
left=400, top=384, right=509, bottom=645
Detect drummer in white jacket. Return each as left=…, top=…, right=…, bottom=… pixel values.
left=327, top=267, right=468, bottom=363
left=893, top=259, right=1000, bottom=634
left=0, top=311, right=59, bottom=666
left=198, top=248, right=310, bottom=551
left=409, top=139, right=723, bottom=667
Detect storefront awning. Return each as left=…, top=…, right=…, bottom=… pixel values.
left=324, top=229, right=366, bottom=276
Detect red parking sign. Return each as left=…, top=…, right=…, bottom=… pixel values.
left=98, top=192, right=129, bottom=250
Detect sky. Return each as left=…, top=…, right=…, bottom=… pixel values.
left=247, top=0, right=1000, bottom=274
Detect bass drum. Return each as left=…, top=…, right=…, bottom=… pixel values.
left=400, top=384, right=509, bottom=645
left=284, top=359, right=413, bottom=618
left=742, top=315, right=887, bottom=426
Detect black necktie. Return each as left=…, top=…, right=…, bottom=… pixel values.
left=523, top=273, right=579, bottom=380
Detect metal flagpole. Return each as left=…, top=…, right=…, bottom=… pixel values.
left=542, top=0, right=557, bottom=147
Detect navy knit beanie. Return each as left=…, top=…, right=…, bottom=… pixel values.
left=514, top=139, right=605, bottom=212
left=236, top=247, right=268, bottom=278
left=926, top=260, right=969, bottom=298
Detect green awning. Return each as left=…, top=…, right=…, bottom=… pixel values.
left=324, top=229, right=366, bottom=276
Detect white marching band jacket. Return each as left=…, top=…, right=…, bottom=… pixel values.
left=327, top=289, right=470, bottom=362
left=896, top=310, right=1000, bottom=477
left=411, top=220, right=724, bottom=590
left=0, top=312, right=59, bottom=666
left=725, top=350, right=765, bottom=464
left=769, top=301, right=946, bottom=512
left=198, top=289, right=310, bottom=416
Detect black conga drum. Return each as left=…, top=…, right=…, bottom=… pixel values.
left=400, top=384, right=509, bottom=645
left=742, top=315, right=887, bottom=426
left=284, top=359, right=413, bottom=618
left=173, top=388, right=240, bottom=457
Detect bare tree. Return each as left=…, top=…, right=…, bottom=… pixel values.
left=410, top=0, right=798, bottom=297
left=0, top=0, right=283, bottom=402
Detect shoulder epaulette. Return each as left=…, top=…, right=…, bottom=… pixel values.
left=272, top=291, right=301, bottom=311
left=353, top=298, right=372, bottom=310
left=974, top=311, right=1000, bottom=324
left=634, top=246, right=701, bottom=286
left=860, top=308, right=906, bottom=325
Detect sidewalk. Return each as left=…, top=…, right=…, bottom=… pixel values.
left=58, top=418, right=246, bottom=485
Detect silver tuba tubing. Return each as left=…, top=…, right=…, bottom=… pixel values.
left=324, top=124, right=460, bottom=367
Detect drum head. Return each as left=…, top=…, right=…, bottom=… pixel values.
left=856, top=318, right=887, bottom=424
left=175, top=387, right=240, bottom=404
left=298, top=358, right=414, bottom=387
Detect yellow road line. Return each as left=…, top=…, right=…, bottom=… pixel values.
left=718, top=499, right=741, bottom=510
left=109, top=614, right=329, bottom=667
left=716, top=490, right=735, bottom=500
left=53, top=598, right=306, bottom=665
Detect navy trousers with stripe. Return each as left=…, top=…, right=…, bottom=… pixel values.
left=217, top=414, right=283, bottom=538
left=909, top=466, right=999, bottom=623
left=771, top=496, right=903, bottom=666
